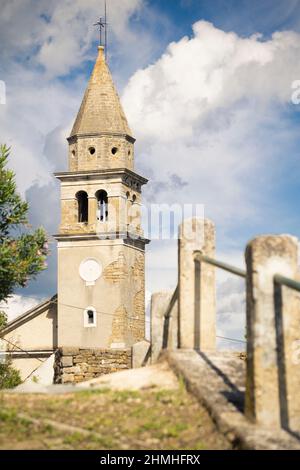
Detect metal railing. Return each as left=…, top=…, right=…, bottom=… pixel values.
left=162, top=285, right=179, bottom=349
left=195, top=251, right=300, bottom=293
left=194, top=251, right=247, bottom=346
left=194, top=251, right=246, bottom=278
left=192, top=250, right=300, bottom=347
left=274, top=274, right=300, bottom=292
left=164, top=285, right=179, bottom=320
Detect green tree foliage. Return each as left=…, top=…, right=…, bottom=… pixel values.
left=0, top=362, right=22, bottom=389
left=0, top=311, right=22, bottom=389
left=0, top=144, right=49, bottom=302
left=0, top=144, right=49, bottom=389
left=0, top=311, right=7, bottom=330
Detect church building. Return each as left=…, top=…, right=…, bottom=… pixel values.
left=0, top=46, right=150, bottom=383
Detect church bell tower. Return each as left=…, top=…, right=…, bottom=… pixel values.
left=55, top=46, right=149, bottom=349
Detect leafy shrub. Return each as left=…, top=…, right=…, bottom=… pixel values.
left=0, top=360, right=22, bottom=389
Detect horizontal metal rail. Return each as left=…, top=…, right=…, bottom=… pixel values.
left=164, top=285, right=178, bottom=319
left=274, top=274, right=300, bottom=292
left=194, top=252, right=246, bottom=278
left=162, top=284, right=179, bottom=349
left=195, top=252, right=300, bottom=292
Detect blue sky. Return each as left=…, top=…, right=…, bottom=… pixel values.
left=15, top=0, right=299, bottom=88
left=158, top=0, right=300, bottom=36
left=67, top=1, right=300, bottom=85
left=1, top=0, right=300, bottom=342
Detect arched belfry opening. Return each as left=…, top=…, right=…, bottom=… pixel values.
left=96, top=190, right=108, bottom=222
left=76, top=191, right=88, bottom=223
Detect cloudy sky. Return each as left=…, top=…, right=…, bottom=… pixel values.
left=1, top=0, right=300, bottom=347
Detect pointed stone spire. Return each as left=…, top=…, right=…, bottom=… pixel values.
left=70, top=46, right=133, bottom=139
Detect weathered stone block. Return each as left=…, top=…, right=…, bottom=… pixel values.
left=73, top=356, right=85, bottom=363
left=61, top=374, right=75, bottom=383
left=132, top=340, right=150, bottom=368
left=61, top=356, right=73, bottom=367
left=74, top=375, right=85, bottom=382
left=63, top=366, right=81, bottom=374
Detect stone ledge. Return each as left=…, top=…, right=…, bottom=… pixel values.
left=60, top=347, right=131, bottom=355
left=162, top=350, right=300, bottom=450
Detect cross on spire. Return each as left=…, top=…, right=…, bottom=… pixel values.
left=93, top=1, right=108, bottom=55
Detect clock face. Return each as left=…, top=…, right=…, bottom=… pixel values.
left=79, top=258, right=102, bottom=283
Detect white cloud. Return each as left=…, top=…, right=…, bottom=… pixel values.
left=35, top=0, right=144, bottom=77
left=124, top=21, right=300, bottom=141
left=122, top=21, right=300, bottom=345
left=0, top=65, right=80, bottom=193
left=123, top=21, right=300, bottom=229
left=216, top=277, right=246, bottom=351
left=0, top=0, right=155, bottom=193
left=0, top=295, right=42, bottom=323
left=0, top=0, right=143, bottom=77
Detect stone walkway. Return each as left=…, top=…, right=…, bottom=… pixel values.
left=164, top=349, right=300, bottom=450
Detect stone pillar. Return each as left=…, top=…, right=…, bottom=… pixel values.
left=178, top=218, right=216, bottom=350
left=88, top=196, right=97, bottom=227
left=132, top=340, right=151, bottom=368
left=281, top=271, right=300, bottom=434
left=151, top=291, right=173, bottom=363
left=245, top=235, right=299, bottom=431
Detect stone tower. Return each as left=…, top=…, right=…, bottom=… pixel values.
left=55, top=46, right=149, bottom=349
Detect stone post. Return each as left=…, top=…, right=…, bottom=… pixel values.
left=245, top=235, right=299, bottom=431
left=150, top=291, right=173, bottom=363
left=178, top=218, right=216, bottom=350
left=280, top=271, right=300, bottom=434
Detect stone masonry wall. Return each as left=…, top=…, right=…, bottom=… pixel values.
left=54, top=348, right=132, bottom=384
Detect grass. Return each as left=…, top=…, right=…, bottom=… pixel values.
left=0, top=386, right=231, bottom=450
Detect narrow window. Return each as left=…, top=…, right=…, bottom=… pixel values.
left=76, top=191, right=88, bottom=223
left=84, top=307, right=97, bottom=328
left=87, top=310, right=94, bottom=324
left=96, top=190, right=108, bottom=222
